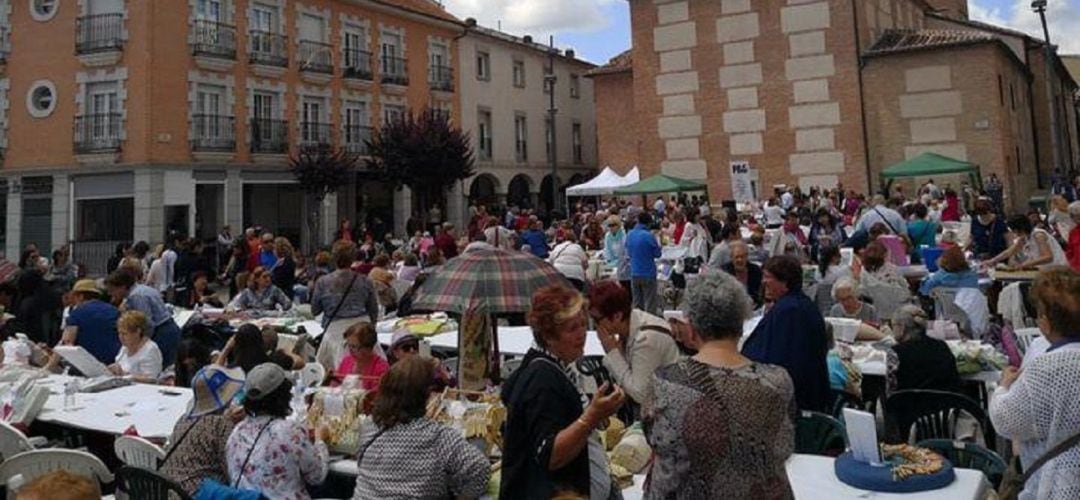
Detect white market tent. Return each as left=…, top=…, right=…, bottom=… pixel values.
left=565, top=166, right=640, bottom=197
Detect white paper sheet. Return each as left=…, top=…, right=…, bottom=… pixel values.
left=842, top=408, right=881, bottom=465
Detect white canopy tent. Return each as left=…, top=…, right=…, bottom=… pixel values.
left=565, top=166, right=640, bottom=197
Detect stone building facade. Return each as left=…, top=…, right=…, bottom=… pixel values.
left=591, top=0, right=1079, bottom=211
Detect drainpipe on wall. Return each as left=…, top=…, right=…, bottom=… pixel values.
left=851, top=0, right=876, bottom=195
left=1026, top=38, right=1045, bottom=191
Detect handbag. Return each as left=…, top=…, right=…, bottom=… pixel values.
left=998, top=429, right=1080, bottom=499
left=195, top=419, right=274, bottom=500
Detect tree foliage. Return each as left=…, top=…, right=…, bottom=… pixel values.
left=288, top=146, right=359, bottom=201
left=365, top=107, right=475, bottom=211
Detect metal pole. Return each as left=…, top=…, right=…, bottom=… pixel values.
left=546, top=36, right=561, bottom=216
left=1034, top=1, right=1060, bottom=186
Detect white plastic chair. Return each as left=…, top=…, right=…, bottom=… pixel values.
left=114, top=435, right=166, bottom=470
left=0, top=421, right=43, bottom=462
left=0, top=449, right=113, bottom=491
left=1013, top=328, right=1043, bottom=354
left=300, top=362, right=326, bottom=388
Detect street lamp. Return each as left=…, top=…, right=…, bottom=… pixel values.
left=545, top=35, right=561, bottom=215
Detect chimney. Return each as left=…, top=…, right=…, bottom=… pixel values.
left=523, top=35, right=533, bottom=44
left=465, top=17, right=477, bottom=28
left=565, top=49, right=575, bottom=59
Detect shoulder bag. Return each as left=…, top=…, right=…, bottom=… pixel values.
left=194, top=418, right=274, bottom=500
left=998, top=429, right=1080, bottom=500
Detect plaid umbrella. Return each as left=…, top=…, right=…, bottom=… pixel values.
left=412, top=248, right=571, bottom=315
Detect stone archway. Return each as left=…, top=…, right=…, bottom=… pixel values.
left=507, top=174, right=533, bottom=209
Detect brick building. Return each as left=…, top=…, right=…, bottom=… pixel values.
left=0, top=0, right=462, bottom=271
left=590, top=0, right=1079, bottom=211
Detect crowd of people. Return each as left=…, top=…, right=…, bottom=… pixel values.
left=2, top=174, right=1080, bottom=500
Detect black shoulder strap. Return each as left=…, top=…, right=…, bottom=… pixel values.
left=872, top=206, right=898, bottom=235
left=161, top=417, right=202, bottom=467
left=356, top=427, right=389, bottom=462
left=328, top=273, right=359, bottom=323
left=1021, top=429, right=1080, bottom=483
left=234, top=419, right=274, bottom=488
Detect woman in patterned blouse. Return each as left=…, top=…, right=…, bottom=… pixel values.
left=644, top=272, right=796, bottom=499
left=227, top=363, right=329, bottom=500
left=353, top=357, right=489, bottom=499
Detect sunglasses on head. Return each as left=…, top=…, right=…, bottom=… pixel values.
left=397, top=342, right=419, bottom=353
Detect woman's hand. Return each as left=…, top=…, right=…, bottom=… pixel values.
left=107, top=364, right=123, bottom=376
left=583, top=383, right=626, bottom=426
left=595, top=323, right=619, bottom=354
left=999, top=366, right=1022, bottom=390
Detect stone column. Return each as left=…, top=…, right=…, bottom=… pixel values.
left=51, top=175, right=70, bottom=249
left=393, top=186, right=412, bottom=236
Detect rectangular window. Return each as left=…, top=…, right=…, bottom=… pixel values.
left=570, top=74, right=580, bottom=98
left=514, top=114, right=527, bottom=162
left=195, top=0, right=222, bottom=21
left=251, top=3, right=277, bottom=32
left=344, top=101, right=369, bottom=149
left=383, top=104, right=405, bottom=125
left=543, top=65, right=553, bottom=94
left=299, top=13, right=325, bottom=42
left=478, top=110, right=492, bottom=160
left=476, top=50, right=490, bottom=81
left=512, top=60, right=526, bottom=88
left=343, top=28, right=365, bottom=52
left=381, top=31, right=401, bottom=59
left=301, top=97, right=325, bottom=143
left=572, top=122, right=582, bottom=164
left=87, top=81, right=119, bottom=140
left=195, top=84, right=225, bottom=139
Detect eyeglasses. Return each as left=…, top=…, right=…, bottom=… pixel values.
left=397, top=343, right=419, bottom=353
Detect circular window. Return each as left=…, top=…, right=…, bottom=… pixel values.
left=26, top=80, right=57, bottom=118
left=30, top=0, right=59, bottom=22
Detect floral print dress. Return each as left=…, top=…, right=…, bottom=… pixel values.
left=226, top=415, right=328, bottom=500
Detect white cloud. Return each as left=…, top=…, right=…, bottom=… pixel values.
left=442, top=0, right=615, bottom=41
left=969, top=0, right=1080, bottom=53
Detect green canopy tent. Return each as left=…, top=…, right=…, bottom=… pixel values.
left=614, top=173, right=709, bottom=197
left=879, top=152, right=982, bottom=193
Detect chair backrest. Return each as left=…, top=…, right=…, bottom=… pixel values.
left=300, top=362, right=326, bottom=388
left=931, top=288, right=972, bottom=337
left=1013, top=328, right=1042, bottom=355
left=0, top=449, right=113, bottom=489
left=0, top=421, right=35, bottom=462
left=115, top=466, right=192, bottom=500
left=884, top=390, right=996, bottom=446
left=575, top=355, right=613, bottom=390
left=916, top=439, right=1007, bottom=488
left=829, top=390, right=865, bottom=420
left=114, top=435, right=166, bottom=471
left=796, top=410, right=848, bottom=456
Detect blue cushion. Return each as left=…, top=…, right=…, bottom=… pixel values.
left=834, top=451, right=956, bottom=493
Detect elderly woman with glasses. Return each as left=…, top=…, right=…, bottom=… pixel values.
left=330, top=322, right=389, bottom=391
left=644, top=272, right=795, bottom=498
left=500, top=285, right=626, bottom=499
left=587, top=280, right=680, bottom=407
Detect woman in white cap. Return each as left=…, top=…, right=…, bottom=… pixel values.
left=160, top=365, right=245, bottom=496
left=227, top=363, right=330, bottom=500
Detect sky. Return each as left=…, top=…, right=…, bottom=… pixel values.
left=440, top=0, right=1080, bottom=66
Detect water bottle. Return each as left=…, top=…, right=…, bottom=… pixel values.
left=63, top=378, right=78, bottom=409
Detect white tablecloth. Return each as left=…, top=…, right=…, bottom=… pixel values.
left=623, top=454, right=988, bottom=499
left=376, top=324, right=606, bottom=357
left=34, top=375, right=192, bottom=440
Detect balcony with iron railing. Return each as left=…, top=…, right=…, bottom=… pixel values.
left=250, top=118, right=288, bottom=154
left=343, top=48, right=373, bottom=81
left=74, top=113, right=124, bottom=153
left=299, top=122, right=332, bottom=150
left=343, top=124, right=373, bottom=155
left=249, top=30, right=288, bottom=68
left=429, top=65, right=453, bottom=92
left=190, top=114, right=236, bottom=152
left=76, top=14, right=125, bottom=55
left=298, top=40, right=333, bottom=74
left=190, top=20, right=237, bottom=60
left=381, top=56, right=408, bottom=86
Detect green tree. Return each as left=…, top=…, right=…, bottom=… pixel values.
left=288, top=146, right=358, bottom=251
left=366, top=108, right=475, bottom=226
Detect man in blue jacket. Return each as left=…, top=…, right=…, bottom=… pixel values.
left=520, top=220, right=549, bottom=258
left=625, top=212, right=662, bottom=315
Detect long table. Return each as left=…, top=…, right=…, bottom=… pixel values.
left=34, top=375, right=192, bottom=441
left=332, top=453, right=989, bottom=500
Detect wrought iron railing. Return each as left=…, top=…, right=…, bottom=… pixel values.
left=343, top=48, right=373, bottom=81
left=76, top=13, right=125, bottom=54
left=74, top=113, right=123, bottom=153
left=429, top=64, right=453, bottom=92
left=250, top=118, right=288, bottom=154
left=299, top=122, right=332, bottom=149
left=249, top=30, right=288, bottom=67
left=191, top=114, right=236, bottom=151
left=381, top=55, right=408, bottom=86
left=298, top=40, right=333, bottom=74
left=190, top=20, right=237, bottom=59
left=343, top=124, right=372, bottom=155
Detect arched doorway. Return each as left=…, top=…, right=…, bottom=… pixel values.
left=567, top=173, right=590, bottom=188
left=469, top=174, right=499, bottom=210
left=508, top=175, right=532, bottom=209
left=539, top=174, right=562, bottom=216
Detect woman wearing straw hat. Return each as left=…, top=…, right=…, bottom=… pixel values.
left=160, top=365, right=246, bottom=496
left=60, top=279, right=121, bottom=365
